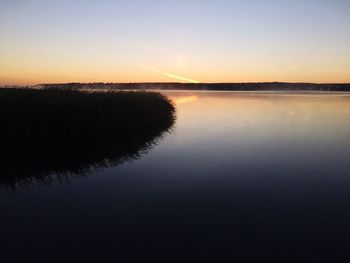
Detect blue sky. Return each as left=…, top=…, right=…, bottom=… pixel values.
left=1, top=0, right=349, bottom=84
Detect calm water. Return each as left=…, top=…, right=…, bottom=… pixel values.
left=1, top=91, right=350, bottom=262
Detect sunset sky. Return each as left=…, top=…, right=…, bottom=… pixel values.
left=1, top=0, right=350, bottom=84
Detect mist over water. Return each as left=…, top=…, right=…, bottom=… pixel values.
left=1, top=91, right=350, bottom=261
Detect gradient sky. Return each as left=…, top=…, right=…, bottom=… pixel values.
left=1, top=0, right=350, bottom=84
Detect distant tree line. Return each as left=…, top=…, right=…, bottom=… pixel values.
left=34, top=82, right=350, bottom=92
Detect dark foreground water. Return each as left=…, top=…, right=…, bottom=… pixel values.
left=1, top=91, right=350, bottom=262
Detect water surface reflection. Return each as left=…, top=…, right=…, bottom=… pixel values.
left=1, top=91, right=350, bottom=262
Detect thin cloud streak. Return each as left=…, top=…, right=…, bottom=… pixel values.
left=138, top=65, right=200, bottom=83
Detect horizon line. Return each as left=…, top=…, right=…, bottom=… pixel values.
left=2, top=81, right=350, bottom=87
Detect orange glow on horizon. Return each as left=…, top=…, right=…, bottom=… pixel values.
left=1, top=62, right=350, bottom=85
left=1, top=71, right=350, bottom=86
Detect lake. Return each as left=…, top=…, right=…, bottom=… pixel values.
left=1, top=91, right=350, bottom=262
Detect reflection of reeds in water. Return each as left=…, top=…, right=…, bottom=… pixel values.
left=0, top=88, right=176, bottom=190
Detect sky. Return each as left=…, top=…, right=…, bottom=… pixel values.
left=0, top=0, right=350, bottom=84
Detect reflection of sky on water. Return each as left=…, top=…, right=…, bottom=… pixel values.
left=164, top=92, right=350, bottom=162
left=1, top=91, right=350, bottom=261
left=173, top=95, right=198, bottom=105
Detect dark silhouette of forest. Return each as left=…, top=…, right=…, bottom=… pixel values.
left=33, top=82, right=350, bottom=91
left=0, top=88, right=175, bottom=189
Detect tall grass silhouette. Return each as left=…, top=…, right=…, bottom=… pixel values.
left=0, top=87, right=175, bottom=189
